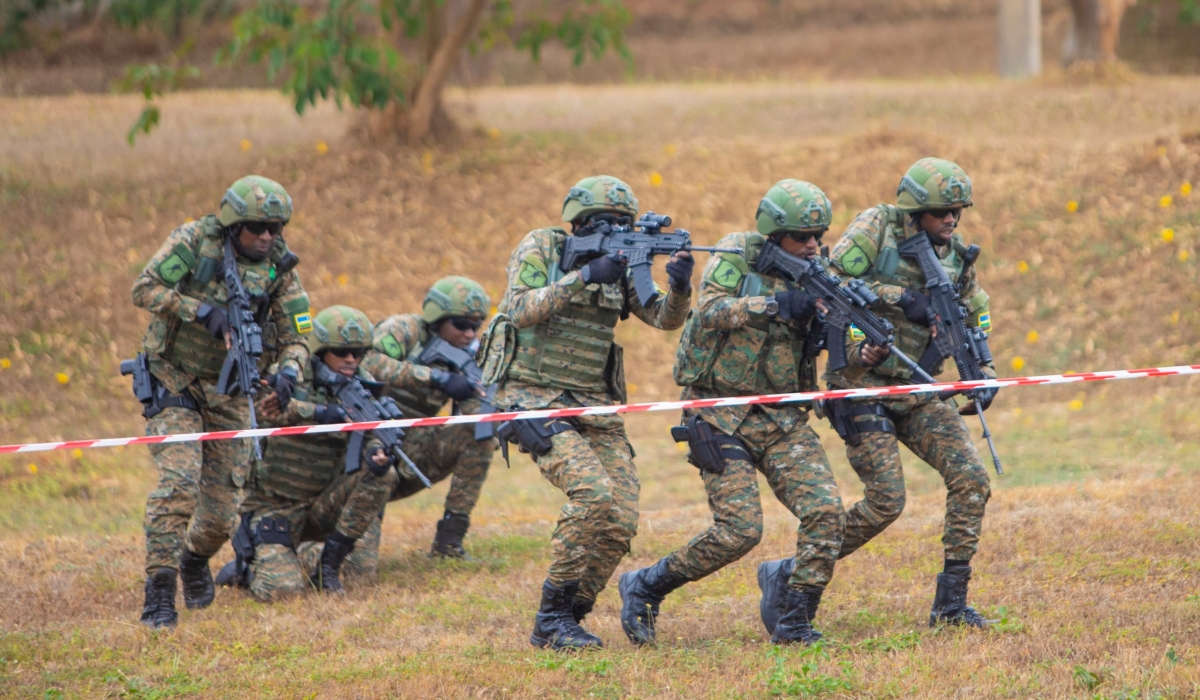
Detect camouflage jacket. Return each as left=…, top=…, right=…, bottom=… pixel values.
left=360, top=313, right=485, bottom=419
left=132, top=215, right=311, bottom=394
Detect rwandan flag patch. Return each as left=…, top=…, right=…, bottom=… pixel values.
left=977, top=312, right=992, bottom=333
left=294, top=313, right=313, bottom=334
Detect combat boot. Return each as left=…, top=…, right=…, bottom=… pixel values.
left=178, top=548, right=215, bottom=610
left=771, top=586, right=824, bottom=645
left=311, top=533, right=357, bottom=594
left=215, top=560, right=249, bottom=589
left=757, top=557, right=795, bottom=635
left=571, top=596, right=595, bottom=624
left=139, top=569, right=179, bottom=629
left=430, top=511, right=473, bottom=560
left=530, top=580, right=603, bottom=651
left=618, top=558, right=689, bottom=645
left=929, top=565, right=993, bottom=628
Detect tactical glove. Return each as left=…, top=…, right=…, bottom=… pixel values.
left=271, top=367, right=298, bottom=412
left=432, top=369, right=476, bottom=401
left=579, top=254, right=626, bottom=285
left=367, top=448, right=396, bottom=477
left=960, top=387, right=997, bottom=415
left=195, top=303, right=230, bottom=340
left=665, top=254, right=694, bottom=292
left=897, top=290, right=935, bottom=327
left=313, top=404, right=348, bottom=424
left=773, top=289, right=819, bottom=323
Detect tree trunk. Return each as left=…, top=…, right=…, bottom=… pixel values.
left=406, top=0, right=489, bottom=142
left=998, top=0, right=1041, bottom=78
left=1063, top=0, right=1132, bottom=64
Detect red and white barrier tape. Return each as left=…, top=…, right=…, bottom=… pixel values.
left=3, top=364, right=1199, bottom=454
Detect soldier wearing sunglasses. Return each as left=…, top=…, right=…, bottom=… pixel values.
left=619, top=180, right=846, bottom=647
left=347, top=276, right=496, bottom=569
left=130, top=175, right=312, bottom=628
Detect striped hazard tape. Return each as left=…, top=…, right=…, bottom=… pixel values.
left=3, top=364, right=1199, bottom=454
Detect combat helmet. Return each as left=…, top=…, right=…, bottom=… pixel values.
left=755, top=179, right=833, bottom=237
left=422, top=276, right=491, bottom=325
left=218, top=175, right=293, bottom=227
left=309, top=305, right=374, bottom=355
left=895, top=158, right=973, bottom=213
left=561, top=175, right=639, bottom=223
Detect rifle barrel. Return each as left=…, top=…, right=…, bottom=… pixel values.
left=690, top=246, right=744, bottom=254
left=975, top=401, right=1003, bottom=475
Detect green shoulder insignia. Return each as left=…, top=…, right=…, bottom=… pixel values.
left=839, top=245, right=871, bottom=276
left=158, top=243, right=197, bottom=287
left=708, top=257, right=745, bottom=290
left=380, top=334, right=404, bottom=359
left=518, top=255, right=549, bottom=289
left=282, top=295, right=312, bottom=334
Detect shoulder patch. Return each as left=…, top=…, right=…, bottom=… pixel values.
left=380, top=334, right=404, bottom=359
left=283, top=294, right=312, bottom=335
left=975, top=312, right=992, bottom=333
left=708, top=258, right=745, bottom=290
left=158, top=242, right=197, bottom=286
left=519, top=255, right=549, bottom=289
left=839, top=245, right=872, bottom=276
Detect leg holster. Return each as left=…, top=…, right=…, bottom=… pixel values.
left=123, top=352, right=198, bottom=420
left=231, top=513, right=293, bottom=583
left=822, top=399, right=895, bottom=447
left=669, top=416, right=750, bottom=474
left=496, top=415, right=576, bottom=465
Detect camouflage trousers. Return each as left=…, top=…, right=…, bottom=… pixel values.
left=837, top=395, right=991, bottom=562
left=338, top=422, right=496, bottom=578
left=143, top=380, right=250, bottom=575
left=664, top=409, right=844, bottom=590
left=245, top=467, right=398, bottom=601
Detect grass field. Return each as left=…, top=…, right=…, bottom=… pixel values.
left=2, top=76, right=1200, bottom=698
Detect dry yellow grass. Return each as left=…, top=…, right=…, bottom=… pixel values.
left=2, top=78, right=1200, bottom=698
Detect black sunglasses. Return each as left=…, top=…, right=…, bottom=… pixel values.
left=327, top=347, right=366, bottom=359
left=243, top=221, right=284, bottom=237
left=924, top=208, right=963, bottom=220
left=447, top=317, right=482, bottom=332
left=781, top=229, right=826, bottom=243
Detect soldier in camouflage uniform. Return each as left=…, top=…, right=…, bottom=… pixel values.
left=619, top=180, right=846, bottom=647
left=214, top=306, right=399, bottom=601
left=479, top=175, right=694, bottom=650
left=342, top=275, right=495, bottom=570
left=819, top=157, right=996, bottom=628
left=131, top=175, right=311, bottom=628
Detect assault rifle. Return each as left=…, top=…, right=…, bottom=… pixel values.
left=559, top=212, right=744, bottom=306
left=312, top=361, right=431, bottom=488
left=418, top=334, right=498, bottom=440
left=216, top=236, right=265, bottom=459
left=896, top=232, right=1003, bottom=474
left=753, top=239, right=937, bottom=381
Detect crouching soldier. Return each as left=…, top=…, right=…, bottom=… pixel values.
left=215, top=306, right=399, bottom=599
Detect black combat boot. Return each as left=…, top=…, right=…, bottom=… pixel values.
left=178, top=548, right=215, bottom=610
left=312, top=533, right=357, bottom=594
left=140, top=569, right=179, bottom=629
left=757, top=557, right=796, bottom=636
left=430, top=511, right=473, bottom=560
left=618, top=558, right=689, bottom=645
left=771, top=586, right=824, bottom=645
left=571, top=596, right=595, bottom=624
left=530, top=580, right=603, bottom=651
left=215, top=560, right=249, bottom=589
left=929, top=565, right=992, bottom=628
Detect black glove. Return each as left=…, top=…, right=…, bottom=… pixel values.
left=960, top=387, right=997, bottom=415
left=579, top=254, right=626, bottom=285
left=665, top=253, right=694, bottom=292
left=271, top=367, right=298, bottom=412
left=313, top=404, right=348, bottom=424
left=195, top=303, right=230, bottom=340
left=432, top=370, right=475, bottom=401
left=367, top=448, right=396, bottom=477
left=773, top=289, right=819, bottom=323
left=897, top=290, right=935, bottom=327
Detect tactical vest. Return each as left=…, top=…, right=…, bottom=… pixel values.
left=151, top=216, right=293, bottom=379
left=253, top=374, right=349, bottom=501
left=383, top=318, right=447, bottom=419
left=857, top=205, right=968, bottom=380
left=506, top=230, right=623, bottom=393
left=673, top=232, right=816, bottom=395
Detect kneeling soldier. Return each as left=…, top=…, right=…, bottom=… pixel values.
left=216, top=306, right=399, bottom=600
left=619, top=180, right=845, bottom=646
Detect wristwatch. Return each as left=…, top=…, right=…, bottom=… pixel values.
left=763, top=297, right=780, bottom=317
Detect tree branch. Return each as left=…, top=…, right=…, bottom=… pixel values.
left=407, top=0, right=489, bottom=142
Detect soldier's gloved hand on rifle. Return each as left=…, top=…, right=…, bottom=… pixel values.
left=665, top=251, right=694, bottom=292
left=368, top=447, right=395, bottom=477
left=431, top=369, right=476, bottom=401
left=773, top=289, right=819, bottom=323
left=271, top=367, right=298, bottom=412
left=580, top=253, right=627, bottom=285
left=195, top=303, right=231, bottom=346
left=313, top=404, right=348, bottom=424
left=896, top=290, right=935, bottom=327
left=959, top=387, right=998, bottom=415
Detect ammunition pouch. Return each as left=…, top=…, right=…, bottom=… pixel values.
left=496, top=414, right=576, bottom=465
left=669, top=415, right=750, bottom=474
left=822, top=399, right=895, bottom=447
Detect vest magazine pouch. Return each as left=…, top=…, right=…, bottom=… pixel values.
left=605, top=341, right=626, bottom=405
left=478, top=313, right=517, bottom=386
left=672, top=311, right=723, bottom=388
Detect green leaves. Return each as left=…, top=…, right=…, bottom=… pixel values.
left=516, top=0, right=631, bottom=68
left=113, top=42, right=203, bottom=144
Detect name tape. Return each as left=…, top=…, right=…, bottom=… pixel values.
left=3, top=364, right=1198, bottom=455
